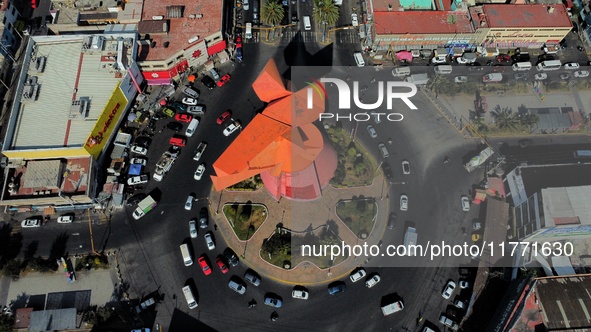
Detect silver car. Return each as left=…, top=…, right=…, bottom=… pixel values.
left=204, top=232, right=215, bottom=250
left=184, top=195, right=194, bottom=210
left=366, top=125, right=377, bottom=138
left=400, top=194, right=408, bottom=211
left=189, top=220, right=197, bottom=238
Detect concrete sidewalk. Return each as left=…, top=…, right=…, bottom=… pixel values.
left=209, top=173, right=390, bottom=285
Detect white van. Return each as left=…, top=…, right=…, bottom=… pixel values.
left=354, top=52, right=365, bottom=67
left=512, top=62, right=532, bottom=71
left=243, top=0, right=250, bottom=10
left=245, top=23, right=253, bottom=39
left=303, top=16, right=311, bottom=31
left=381, top=300, right=404, bottom=316
left=405, top=73, right=429, bottom=85
left=180, top=244, right=193, bottom=266
left=434, top=65, right=453, bottom=75
left=391, top=66, right=411, bottom=77
left=186, top=118, right=199, bottom=137
left=182, top=286, right=198, bottom=309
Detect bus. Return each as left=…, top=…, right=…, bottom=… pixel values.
left=536, top=60, right=562, bottom=71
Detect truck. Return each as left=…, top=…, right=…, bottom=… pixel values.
left=132, top=195, right=157, bottom=220
left=464, top=147, right=494, bottom=172
left=153, top=150, right=179, bottom=181
left=403, top=227, right=418, bottom=256
left=404, top=73, right=429, bottom=85
left=193, top=142, right=208, bottom=161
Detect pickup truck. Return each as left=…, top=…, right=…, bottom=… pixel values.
left=193, top=142, right=208, bottom=161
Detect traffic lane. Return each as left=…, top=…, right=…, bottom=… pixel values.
left=18, top=221, right=97, bottom=256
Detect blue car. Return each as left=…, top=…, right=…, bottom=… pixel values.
left=327, top=282, right=346, bottom=295
left=236, top=47, right=243, bottom=63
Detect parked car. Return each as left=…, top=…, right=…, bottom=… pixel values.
left=223, top=120, right=241, bottom=136
left=442, top=280, right=456, bottom=299
left=382, top=162, right=393, bottom=180
left=215, top=257, right=229, bottom=273
left=224, top=248, right=239, bottom=267
left=182, top=86, right=200, bottom=98
left=194, top=163, right=206, bottom=180
left=454, top=76, right=468, bottom=83
left=400, top=194, right=408, bottom=211
left=21, top=218, right=41, bottom=228
left=327, top=282, right=346, bottom=295
left=201, top=76, right=216, bottom=89
left=349, top=268, right=367, bottom=283
left=127, top=193, right=147, bottom=206
left=454, top=298, right=467, bottom=310
left=130, top=157, right=147, bottom=166
left=534, top=73, right=548, bottom=81
left=439, top=314, right=459, bottom=330
left=291, top=11, right=298, bottom=22
left=461, top=196, right=470, bottom=211
left=217, top=110, right=232, bottom=124
left=182, top=97, right=198, bottom=106
left=198, top=256, right=212, bottom=275
left=365, top=274, right=381, bottom=288
left=496, top=54, right=512, bottom=63
left=217, top=74, right=231, bottom=87
left=130, top=145, right=148, bottom=155
left=402, top=160, right=410, bottom=175
left=175, top=113, right=193, bottom=123
left=228, top=279, right=246, bottom=294
left=166, top=122, right=183, bottom=132
left=199, top=208, right=208, bottom=228
left=513, top=73, right=529, bottom=81
left=127, top=175, right=149, bottom=186
left=366, top=125, right=377, bottom=138
left=564, top=62, right=580, bottom=70
left=134, top=136, right=151, bottom=148
left=459, top=280, right=469, bottom=289
left=292, top=286, right=309, bottom=299
left=204, top=232, right=215, bottom=250
left=388, top=213, right=396, bottom=230
left=245, top=270, right=261, bottom=286
left=351, top=13, right=358, bottom=26
left=185, top=194, right=194, bottom=210
left=57, top=214, right=74, bottom=223
left=264, top=295, right=283, bottom=308
left=574, top=70, right=590, bottom=78
left=189, top=220, right=197, bottom=238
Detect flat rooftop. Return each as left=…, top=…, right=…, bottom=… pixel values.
left=537, top=275, right=591, bottom=330
left=7, top=34, right=135, bottom=151
left=542, top=186, right=591, bottom=227
left=138, top=0, right=222, bottom=61
left=374, top=11, right=475, bottom=35
left=474, top=4, right=572, bottom=28
left=520, top=164, right=591, bottom=198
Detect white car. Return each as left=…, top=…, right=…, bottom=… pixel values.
left=130, top=145, right=148, bottom=155
left=442, top=280, right=456, bottom=299
left=350, top=268, right=366, bottom=282
left=459, top=280, right=469, bottom=289
left=431, top=57, right=447, bottom=64
left=194, top=163, right=206, bottom=180
left=182, top=86, right=200, bottom=98
left=182, top=97, right=198, bottom=106
left=130, top=157, right=147, bottom=166
left=534, top=73, right=548, bottom=80
left=461, top=196, right=470, bottom=211
left=292, top=287, right=309, bottom=300
left=127, top=175, right=148, bottom=186
left=454, top=76, right=468, bottom=83
left=366, top=125, right=377, bottom=138
left=57, top=214, right=74, bottom=223
left=21, top=218, right=41, bottom=228
left=402, top=160, right=410, bottom=175
left=564, top=62, right=580, bottom=70
left=204, top=232, right=215, bottom=250
left=185, top=195, right=194, bottom=210
left=400, top=194, right=408, bottom=211
left=365, top=274, right=381, bottom=288
left=574, top=70, right=590, bottom=78
left=351, top=13, right=358, bottom=26
left=189, top=220, right=197, bottom=238
left=223, top=120, right=241, bottom=136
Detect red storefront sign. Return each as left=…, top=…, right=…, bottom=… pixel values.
left=207, top=41, right=227, bottom=56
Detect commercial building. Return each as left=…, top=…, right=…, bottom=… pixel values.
left=0, top=32, right=142, bottom=209
left=371, top=3, right=572, bottom=55
left=0, top=0, right=26, bottom=62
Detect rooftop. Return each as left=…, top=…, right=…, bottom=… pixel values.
left=6, top=33, right=135, bottom=151
left=520, top=164, right=591, bottom=198
left=138, top=0, right=222, bottom=61
left=473, top=4, right=572, bottom=28
left=373, top=11, right=475, bottom=35
left=536, top=275, right=591, bottom=330
left=542, top=186, right=591, bottom=227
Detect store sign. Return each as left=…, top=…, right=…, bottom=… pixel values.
left=86, top=103, right=121, bottom=148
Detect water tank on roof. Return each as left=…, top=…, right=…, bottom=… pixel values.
left=152, top=15, right=164, bottom=20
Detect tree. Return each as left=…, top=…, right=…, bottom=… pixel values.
left=313, top=0, right=340, bottom=30
left=519, top=113, right=539, bottom=127
left=491, top=105, right=519, bottom=130
left=262, top=0, right=284, bottom=26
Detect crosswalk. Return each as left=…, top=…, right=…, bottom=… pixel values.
left=243, top=28, right=360, bottom=46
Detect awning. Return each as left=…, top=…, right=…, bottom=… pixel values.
left=142, top=71, right=171, bottom=80
left=207, top=41, right=227, bottom=56
left=146, top=78, right=172, bottom=86
left=128, top=164, right=142, bottom=175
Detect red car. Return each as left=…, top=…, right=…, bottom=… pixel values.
left=496, top=54, right=512, bottom=63
left=215, top=257, right=229, bottom=274
left=175, top=113, right=193, bottom=123
left=217, top=74, right=231, bottom=87
left=170, top=136, right=186, bottom=147
left=235, top=35, right=243, bottom=48
left=217, top=110, right=232, bottom=125
left=198, top=256, right=212, bottom=275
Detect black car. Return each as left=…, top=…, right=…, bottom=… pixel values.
left=388, top=213, right=396, bottom=230
left=199, top=207, right=209, bottom=228
left=538, top=54, right=555, bottom=62
left=513, top=73, right=529, bottom=81
left=127, top=193, right=147, bottom=206
left=224, top=248, right=239, bottom=267
left=166, top=122, right=183, bottom=132
left=135, top=136, right=151, bottom=148
left=382, top=162, right=393, bottom=180
left=291, top=11, right=298, bottom=22
left=201, top=76, right=216, bottom=90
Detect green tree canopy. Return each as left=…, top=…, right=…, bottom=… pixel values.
left=262, top=0, right=284, bottom=26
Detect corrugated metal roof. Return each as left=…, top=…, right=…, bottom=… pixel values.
left=29, top=308, right=77, bottom=331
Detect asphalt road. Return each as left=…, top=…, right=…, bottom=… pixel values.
left=13, top=29, right=591, bottom=332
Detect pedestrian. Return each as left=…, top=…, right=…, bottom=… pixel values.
left=214, top=224, right=218, bottom=231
